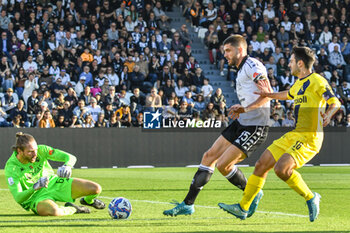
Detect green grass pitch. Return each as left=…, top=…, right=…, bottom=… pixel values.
left=0, top=167, right=350, bottom=233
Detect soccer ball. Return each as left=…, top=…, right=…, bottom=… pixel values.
left=108, top=197, right=132, bottom=219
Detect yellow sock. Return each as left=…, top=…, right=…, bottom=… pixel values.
left=239, top=174, right=266, bottom=211
left=285, top=170, right=314, bottom=201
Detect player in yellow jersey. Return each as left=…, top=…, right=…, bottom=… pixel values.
left=218, top=46, right=341, bottom=222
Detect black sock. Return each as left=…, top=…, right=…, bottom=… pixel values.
left=184, top=165, right=214, bottom=205
left=225, top=166, right=247, bottom=191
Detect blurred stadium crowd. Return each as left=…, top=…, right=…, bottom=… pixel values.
left=0, top=0, right=349, bottom=128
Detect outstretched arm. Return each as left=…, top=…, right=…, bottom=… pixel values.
left=254, top=78, right=289, bottom=101
left=254, top=90, right=289, bottom=100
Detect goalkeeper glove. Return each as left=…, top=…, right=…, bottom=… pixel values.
left=33, top=177, right=49, bottom=190
left=57, top=165, right=72, bottom=178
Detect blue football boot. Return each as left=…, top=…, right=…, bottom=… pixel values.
left=163, top=201, right=194, bottom=216
left=218, top=203, right=248, bottom=220
left=306, top=192, right=321, bottom=222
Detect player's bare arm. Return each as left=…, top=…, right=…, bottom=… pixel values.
left=229, top=79, right=273, bottom=120
left=321, top=103, right=341, bottom=127
left=254, top=89, right=289, bottom=100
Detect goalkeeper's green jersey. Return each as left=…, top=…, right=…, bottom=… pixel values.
left=4, top=145, right=76, bottom=210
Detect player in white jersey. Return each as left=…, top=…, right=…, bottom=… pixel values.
left=163, top=35, right=273, bottom=217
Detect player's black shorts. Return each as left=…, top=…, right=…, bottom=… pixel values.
left=221, top=120, right=269, bottom=157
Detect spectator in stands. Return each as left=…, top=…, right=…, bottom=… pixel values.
left=163, top=97, right=178, bottom=122
left=132, top=112, right=143, bottom=127
left=54, top=93, right=65, bottom=110
left=190, top=2, right=203, bottom=30
left=210, top=88, right=225, bottom=111
left=95, top=113, right=109, bottom=128
left=328, top=45, right=346, bottom=71
left=260, top=34, right=275, bottom=53
left=194, top=94, right=206, bottom=113
left=328, top=36, right=341, bottom=54
left=1, top=87, right=16, bottom=113
left=270, top=112, right=282, bottom=127
left=178, top=100, right=192, bottom=121
left=338, top=81, right=350, bottom=114
left=319, top=26, right=333, bottom=46
left=208, top=34, right=220, bottom=64
left=331, top=111, right=346, bottom=127
left=130, top=88, right=145, bottom=116
left=10, top=99, right=30, bottom=127
left=192, top=67, right=205, bottom=92
left=119, top=90, right=130, bottom=106
left=305, top=25, right=319, bottom=50
left=178, top=24, right=192, bottom=46
left=346, top=114, right=350, bottom=127
left=58, top=101, right=73, bottom=127
left=23, top=56, right=38, bottom=74
left=87, top=97, right=103, bottom=123
left=162, top=79, right=175, bottom=101
left=79, top=66, right=93, bottom=87
left=171, top=32, right=185, bottom=55
left=202, top=102, right=217, bottom=120
left=104, top=86, right=120, bottom=110
left=115, top=105, right=132, bottom=127
left=340, top=36, right=350, bottom=63
left=157, top=65, right=174, bottom=89
left=130, top=64, right=151, bottom=93
left=282, top=111, right=295, bottom=127
left=27, top=90, right=40, bottom=115
left=266, top=57, right=277, bottom=76
left=82, top=113, right=95, bottom=128
left=201, top=2, right=217, bottom=28
left=145, top=87, right=162, bottom=112
left=75, top=76, right=86, bottom=97
left=0, top=31, right=11, bottom=58
left=39, top=110, right=55, bottom=128
left=201, top=78, right=213, bottom=103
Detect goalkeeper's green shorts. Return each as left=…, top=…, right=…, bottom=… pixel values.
left=29, top=176, right=74, bottom=214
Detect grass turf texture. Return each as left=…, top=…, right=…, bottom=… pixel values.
left=0, top=167, right=349, bottom=233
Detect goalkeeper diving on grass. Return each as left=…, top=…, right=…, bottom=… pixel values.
left=5, top=132, right=106, bottom=216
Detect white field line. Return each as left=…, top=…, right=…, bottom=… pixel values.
left=99, top=196, right=308, bottom=218
left=0, top=189, right=308, bottom=218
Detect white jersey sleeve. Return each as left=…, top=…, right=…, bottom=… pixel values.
left=235, top=56, right=270, bottom=126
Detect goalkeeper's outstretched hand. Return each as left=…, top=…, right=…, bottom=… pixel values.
left=33, top=177, right=49, bottom=190
left=57, top=165, right=72, bottom=178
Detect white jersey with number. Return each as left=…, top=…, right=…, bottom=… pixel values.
left=235, top=56, right=270, bottom=126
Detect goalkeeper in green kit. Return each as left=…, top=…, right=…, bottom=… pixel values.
left=5, top=132, right=106, bottom=216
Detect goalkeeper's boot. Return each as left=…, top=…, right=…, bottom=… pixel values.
left=306, top=192, right=321, bottom=222
left=163, top=201, right=194, bottom=216
left=64, top=202, right=91, bottom=214
left=218, top=203, right=248, bottom=220
left=80, top=198, right=106, bottom=209
left=247, top=190, right=263, bottom=218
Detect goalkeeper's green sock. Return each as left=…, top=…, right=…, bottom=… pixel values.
left=84, top=193, right=99, bottom=204
left=58, top=206, right=77, bottom=215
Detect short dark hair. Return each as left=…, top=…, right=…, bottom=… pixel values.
left=223, top=34, right=247, bottom=49
left=292, top=46, right=315, bottom=69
